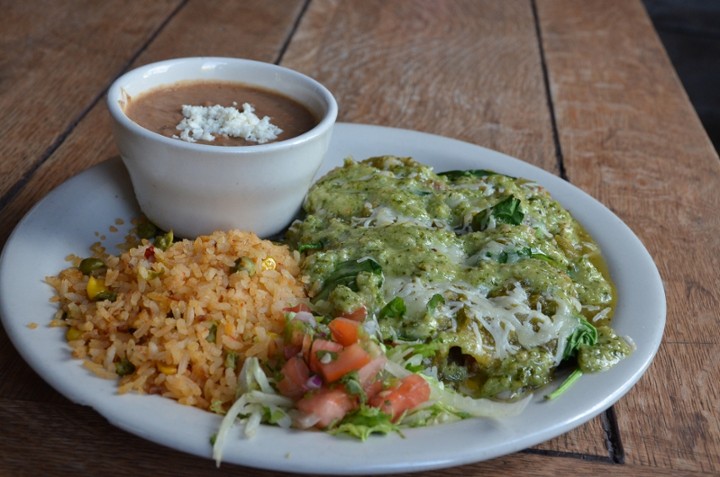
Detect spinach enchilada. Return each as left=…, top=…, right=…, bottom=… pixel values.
left=287, top=155, right=633, bottom=401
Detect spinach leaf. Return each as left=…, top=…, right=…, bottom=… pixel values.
left=492, top=195, right=524, bottom=225
left=563, top=316, right=598, bottom=360
left=379, top=296, right=406, bottom=320
left=496, top=247, right=556, bottom=265
left=471, top=195, right=525, bottom=231
left=529, top=251, right=556, bottom=265
left=426, top=293, right=445, bottom=312
left=545, top=369, right=583, bottom=400
left=315, top=258, right=382, bottom=301
left=471, top=209, right=491, bottom=231
left=544, top=317, right=599, bottom=400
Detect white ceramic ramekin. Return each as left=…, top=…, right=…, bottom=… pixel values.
left=107, top=57, right=337, bottom=238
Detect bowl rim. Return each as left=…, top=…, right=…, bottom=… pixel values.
left=106, top=56, right=338, bottom=154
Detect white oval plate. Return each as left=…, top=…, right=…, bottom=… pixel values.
left=0, top=123, right=665, bottom=474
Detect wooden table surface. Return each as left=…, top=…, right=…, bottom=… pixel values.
left=1, top=1, right=718, bottom=476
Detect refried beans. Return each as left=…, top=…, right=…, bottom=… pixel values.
left=123, top=80, right=318, bottom=146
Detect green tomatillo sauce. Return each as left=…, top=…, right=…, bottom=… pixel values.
left=287, top=156, right=633, bottom=400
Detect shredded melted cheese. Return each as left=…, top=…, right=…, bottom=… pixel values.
left=383, top=276, right=579, bottom=365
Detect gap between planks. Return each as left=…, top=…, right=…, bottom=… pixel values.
left=276, top=0, right=312, bottom=65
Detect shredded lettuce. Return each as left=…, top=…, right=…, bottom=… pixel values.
left=401, top=401, right=469, bottom=427
left=385, top=342, right=440, bottom=374
left=213, top=358, right=293, bottom=467
left=330, top=405, right=401, bottom=440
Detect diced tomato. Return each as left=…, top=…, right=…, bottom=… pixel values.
left=276, top=356, right=310, bottom=399
left=319, top=343, right=371, bottom=383
left=328, top=317, right=362, bottom=346
left=370, top=374, right=431, bottom=421
left=307, top=339, right=343, bottom=374
left=339, top=306, right=367, bottom=322
left=364, top=380, right=384, bottom=401
left=144, top=245, right=155, bottom=260
left=296, top=387, right=355, bottom=428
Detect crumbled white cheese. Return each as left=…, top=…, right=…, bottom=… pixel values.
left=174, top=102, right=283, bottom=144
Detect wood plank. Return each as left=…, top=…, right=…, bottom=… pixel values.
left=0, top=0, right=181, bottom=201
left=533, top=414, right=610, bottom=458
left=0, top=324, right=67, bottom=403
left=0, top=399, right=708, bottom=477
left=536, top=0, right=720, bottom=473
left=281, top=0, right=559, bottom=173
left=621, top=342, right=720, bottom=473
left=131, top=0, right=308, bottom=65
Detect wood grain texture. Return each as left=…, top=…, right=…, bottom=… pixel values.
left=0, top=398, right=710, bottom=477
left=536, top=0, right=720, bottom=473
left=0, top=325, right=68, bottom=403
left=131, top=0, right=308, bottom=65
left=281, top=0, right=559, bottom=173
left=622, top=342, right=720, bottom=473
left=0, top=0, right=181, bottom=202
left=1, top=0, right=717, bottom=475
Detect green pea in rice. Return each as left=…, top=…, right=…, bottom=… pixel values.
left=46, top=230, right=308, bottom=411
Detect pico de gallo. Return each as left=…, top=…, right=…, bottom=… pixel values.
left=212, top=303, right=531, bottom=465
